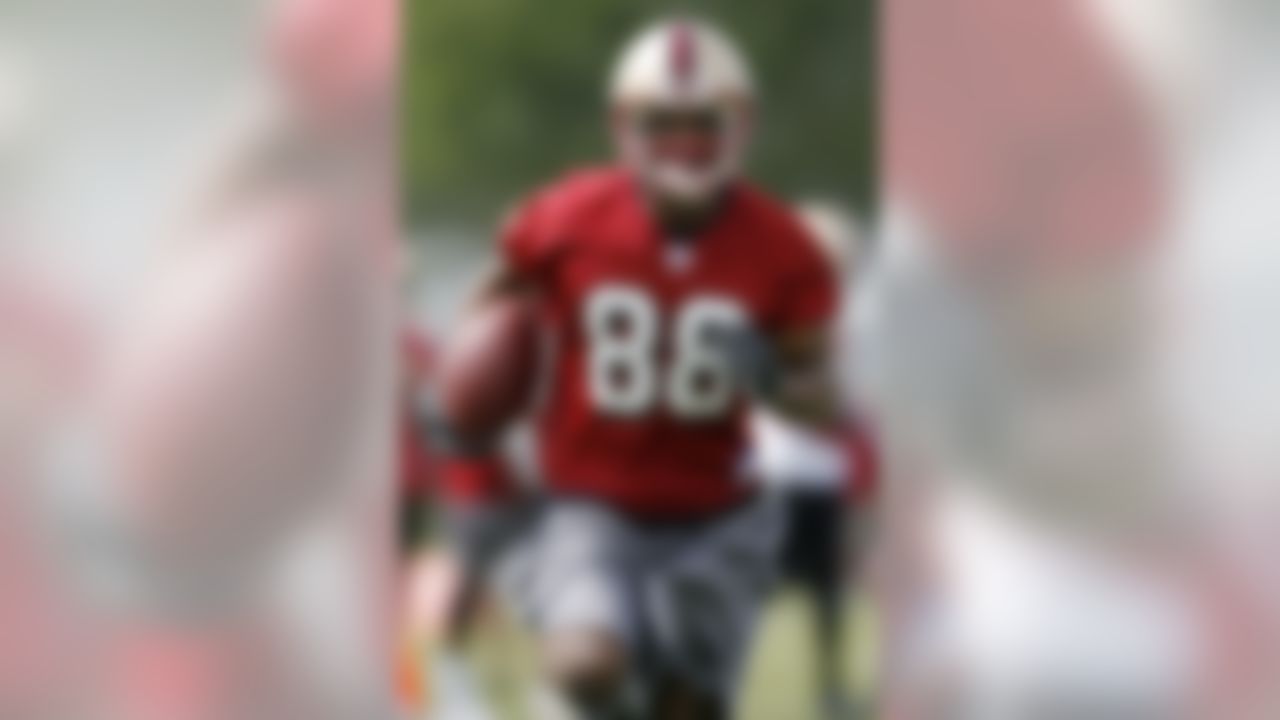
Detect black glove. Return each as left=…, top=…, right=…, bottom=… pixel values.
left=712, top=324, right=783, bottom=401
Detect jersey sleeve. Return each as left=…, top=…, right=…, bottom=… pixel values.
left=499, top=192, right=556, bottom=282
left=771, top=230, right=839, bottom=331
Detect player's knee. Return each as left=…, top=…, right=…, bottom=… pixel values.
left=542, top=629, right=629, bottom=703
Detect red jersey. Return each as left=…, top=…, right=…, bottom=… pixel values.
left=504, top=167, right=836, bottom=518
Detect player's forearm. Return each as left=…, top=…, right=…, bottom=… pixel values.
left=755, top=325, right=844, bottom=430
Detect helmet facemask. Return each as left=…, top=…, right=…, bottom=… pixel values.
left=614, top=100, right=752, bottom=207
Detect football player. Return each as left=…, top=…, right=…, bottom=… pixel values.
left=433, top=18, right=842, bottom=720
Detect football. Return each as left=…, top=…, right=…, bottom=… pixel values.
left=433, top=295, right=540, bottom=439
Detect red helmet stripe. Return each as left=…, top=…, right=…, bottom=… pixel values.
left=669, top=22, right=698, bottom=87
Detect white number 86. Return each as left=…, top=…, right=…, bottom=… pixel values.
left=584, top=284, right=746, bottom=420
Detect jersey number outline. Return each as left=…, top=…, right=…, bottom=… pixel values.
left=583, top=284, right=746, bottom=420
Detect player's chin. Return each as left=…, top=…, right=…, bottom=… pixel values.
left=631, top=162, right=729, bottom=211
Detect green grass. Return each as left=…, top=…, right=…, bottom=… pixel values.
left=461, top=590, right=877, bottom=719
left=741, top=591, right=877, bottom=719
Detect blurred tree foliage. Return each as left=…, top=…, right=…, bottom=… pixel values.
left=405, top=0, right=874, bottom=225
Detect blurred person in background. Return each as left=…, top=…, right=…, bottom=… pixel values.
left=99, top=0, right=399, bottom=712
left=750, top=200, right=878, bottom=720
left=398, top=326, right=438, bottom=560
left=867, top=0, right=1280, bottom=717
left=3, top=0, right=399, bottom=717
left=394, top=320, right=503, bottom=720
left=394, top=323, right=440, bottom=715
left=429, top=17, right=844, bottom=720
